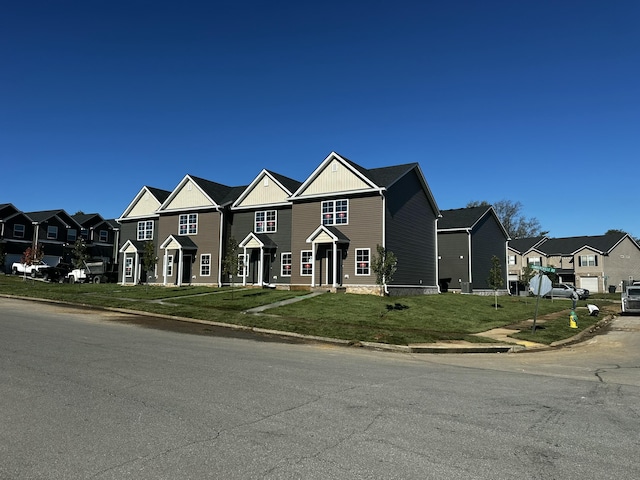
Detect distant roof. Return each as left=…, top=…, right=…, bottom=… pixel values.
left=188, top=175, right=246, bottom=206
left=537, top=232, right=627, bottom=255
left=24, top=209, right=78, bottom=227
left=438, top=206, right=491, bottom=230
left=508, top=236, right=547, bottom=253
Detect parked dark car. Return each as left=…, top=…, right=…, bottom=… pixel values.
left=41, top=263, right=73, bottom=283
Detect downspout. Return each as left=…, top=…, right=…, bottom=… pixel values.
left=218, top=209, right=224, bottom=287
left=382, top=193, right=389, bottom=295
left=467, top=228, right=472, bottom=286
left=435, top=216, right=440, bottom=293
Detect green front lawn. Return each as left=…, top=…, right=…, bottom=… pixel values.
left=0, top=274, right=616, bottom=345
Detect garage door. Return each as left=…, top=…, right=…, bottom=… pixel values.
left=580, top=277, right=599, bottom=293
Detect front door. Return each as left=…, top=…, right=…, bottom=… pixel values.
left=182, top=254, right=192, bottom=285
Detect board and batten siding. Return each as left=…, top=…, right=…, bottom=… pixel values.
left=385, top=170, right=438, bottom=288
left=290, top=195, right=383, bottom=287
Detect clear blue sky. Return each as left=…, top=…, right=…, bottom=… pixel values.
left=2, top=1, right=638, bottom=239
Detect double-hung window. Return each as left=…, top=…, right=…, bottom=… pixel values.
left=281, top=252, right=292, bottom=277
left=321, top=199, right=348, bottom=225
left=301, top=251, right=313, bottom=276
left=99, top=230, right=108, bottom=242
left=238, top=254, right=248, bottom=277
left=179, top=214, right=198, bottom=235
left=200, top=254, right=211, bottom=276
left=125, top=257, right=133, bottom=277
left=81, top=228, right=89, bottom=240
left=47, top=226, right=58, bottom=240
left=356, top=248, right=370, bottom=275
left=166, top=255, right=173, bottom=276
left=137, top=221, right=154, bottom=240
left=67, top=229, right=77, bottom=242
left=255, top=210, right=277, bottom=233
left=527, top=257, right=541, bottom=266
left=13, top=224, right=25, bottom=238
left=508, top=255, right=516, bottom=266
left=579, top=255, right=597, bottom=267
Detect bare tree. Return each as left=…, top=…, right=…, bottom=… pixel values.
left=467, top=199, right=546, bottom=239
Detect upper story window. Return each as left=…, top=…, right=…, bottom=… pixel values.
left=47, top=226, right=58, bottom=240
left=137, top=221, right=154, bottom=241
left=322, top=199, right=348, bottom=225
left=508, top=255, right=516, bottom=265
left=179, top=214, right=198, bottom=235
left=67, top=229, right=77, bottom=242
left=99, top=230, right=108, bottom=242
left=579, top=254, right=597, bottom=267
left=81, top=228, right=89, bottom=240
left=255, top=210, right=277, bottom=233
left=527, top=257, right=541, bottom=266
left=13, top=224, right=25, bottom=238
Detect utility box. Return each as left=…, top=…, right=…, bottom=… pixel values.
left=461, top=282, right=473, bottom=294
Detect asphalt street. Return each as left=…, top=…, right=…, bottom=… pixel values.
left=1, top=298, right=639, bottom=479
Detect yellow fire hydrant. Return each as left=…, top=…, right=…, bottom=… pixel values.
left=569, top=310, right=578, bottom=329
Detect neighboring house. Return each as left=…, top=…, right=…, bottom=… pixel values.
left=230, top=169, right=301, bottom=287
left=508, top=232, right=640, bottom=293
left=117, top=186, right=171, bottom=284
left=288, top=152, right=441, bottom=294
left=156, top=175, right=246, bottom=287
left=437, top=206, right=510, bottom=293
left=0, top=203, right=24, bottom=270
left=20, top=210, right=83, bottom=266
left=72, top=213, right=120, bottom=265
left=507, top=236, right=546, bottom=294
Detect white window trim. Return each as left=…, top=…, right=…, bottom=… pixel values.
left=238, top=253, right=248, bottom=277
left=166, top=255, right=173, bottom=277
left=321, top=199, right=349, bottom=226
left=301, top=250, right=312, bottom=276
left=355, top=248, right=371, bottom=276
left=67, top=229, right=77, bottom=242
left=255, top=210, right=277, bottom=233
left=99, top=230, right=108, bottom=242
left=200, top=253, right=211, bottom=277
left=179, top=213, right=198, bottom=236
left=125, top=257, right=133, bottom=277
left=14, top=224, right=25, bottom=238
left=137, top=221, right=154, bottom=241
left=281, top=252, right=292, bottom=277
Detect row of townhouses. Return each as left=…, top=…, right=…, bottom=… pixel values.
left=3, top=152, right=639, bottom=294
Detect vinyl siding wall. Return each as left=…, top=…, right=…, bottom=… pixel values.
left=385, top=171, right=438, bottom=288
left=470, top=214, right=508, bottom=290
left=229, top=208, right=293, bottom=285
left=290, top=195, right=383, bottom=288
left=437, top=232, right=470, bottom=289
left=157, top=210, right=222, bottom=285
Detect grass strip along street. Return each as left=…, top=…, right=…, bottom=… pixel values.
left=0, top=275, right=618, bottom=346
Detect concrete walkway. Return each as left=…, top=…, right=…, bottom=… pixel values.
left=244, top=291, right=327, bottom=313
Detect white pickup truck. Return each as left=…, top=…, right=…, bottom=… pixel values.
left=621, top=284, right=640, bottom=315
left=11, top=261, right=51, bottom=277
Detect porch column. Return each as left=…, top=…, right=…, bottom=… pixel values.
left=134, top=252, right=140, bottom=285
left=332, top=241, right=338, bottom=287
left=162, top=252, right=167, bottom=286
left=178, top=248, right=184, bottom=286
left=311, top=242, right=316, bottom=287
left=242, top=246, right=247, bottom=286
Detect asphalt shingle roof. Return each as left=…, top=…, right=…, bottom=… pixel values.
left=438, top=206, right=491, bottom=230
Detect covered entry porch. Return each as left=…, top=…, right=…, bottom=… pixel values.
left=305, top=225, right=349, bottom=289
left=160, top=235, right=198, bottom=286
left=239, top=232, right=277, bottom=287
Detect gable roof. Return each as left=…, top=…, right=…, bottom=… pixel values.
left=537, top=232, right=628, bottom=255
left=232, top=169, right=302, bottom=209
left=160, top=175, right=246, bottom=211
left=23, top=210, right=80, bottom=228
left=438, top=206, right=491, bottom=230
left=72, top=213, right=103, bottom=226
left=508, top=236, right=547, bottom=254
left=118, top=185, right=172, bottom=220
left=290, top=152, right=440, bottom=215
left=0, top=203, right=19, bottom=220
